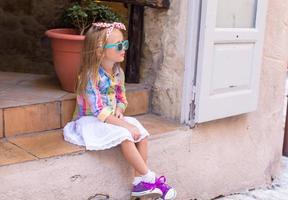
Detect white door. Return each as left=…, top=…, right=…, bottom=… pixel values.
left=194, top=0, right=268, bottom=123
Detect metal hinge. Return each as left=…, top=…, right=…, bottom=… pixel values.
left=188, top=85, right=197, bottom=128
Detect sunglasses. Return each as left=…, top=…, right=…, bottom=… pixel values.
left=104, top=40, right=129, bottom=51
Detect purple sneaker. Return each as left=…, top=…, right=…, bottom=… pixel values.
left=131, top=180, right=163, bottom=199
left=155, top=176, right=177, bottom=200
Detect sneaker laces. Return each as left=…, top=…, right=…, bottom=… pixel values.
left=155, top=176, right=171, bottom=195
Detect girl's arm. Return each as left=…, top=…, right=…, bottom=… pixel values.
left=116, top=68, right=128, bottom=113
left=105, top=115, right=131, bottom=129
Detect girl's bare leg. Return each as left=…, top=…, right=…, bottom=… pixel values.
left=120, top=139, right=148, bottom=175
left=134, top=138, right=148, bottom=177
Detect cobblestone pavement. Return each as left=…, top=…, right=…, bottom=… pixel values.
left=217, top=157, right=288, bottom=200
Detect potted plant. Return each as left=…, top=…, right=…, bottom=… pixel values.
left=45, top=0, right=122, bottom=92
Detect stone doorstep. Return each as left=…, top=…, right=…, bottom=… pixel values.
left=1, top=86, right=150, bottom=138
left=0, top=129, right=186, bottom=200
left=0, top=114, right=182, bottom=167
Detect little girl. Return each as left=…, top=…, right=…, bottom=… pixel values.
left=63, top=22, right=177, bottom=200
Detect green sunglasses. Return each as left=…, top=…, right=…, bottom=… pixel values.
left=104, top=40, right=129, bottom=51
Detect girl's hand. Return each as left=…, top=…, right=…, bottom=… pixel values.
left=127, top=124, right=141, bottom=141
left=114, top=107, right=124, bottom=119
left=105, top=114, right=140, bottom=141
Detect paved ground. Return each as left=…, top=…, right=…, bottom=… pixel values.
left=217, top=156, right=288, bottom=200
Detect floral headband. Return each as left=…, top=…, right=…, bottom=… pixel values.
left=92, top=22, right=126, bottom=39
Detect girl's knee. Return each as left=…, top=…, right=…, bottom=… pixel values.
left=120, top=139, right=133, bottom=146
left=140, top=137, right=148, bottom=143
left=135, top=137, right=148, bottom=146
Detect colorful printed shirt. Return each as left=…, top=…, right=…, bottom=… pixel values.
left=72, top=65, right=128, bottom=122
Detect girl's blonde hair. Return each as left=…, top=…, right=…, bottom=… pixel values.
left=76, top=26, right=108, bottom=94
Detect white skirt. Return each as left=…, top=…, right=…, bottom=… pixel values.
left=63, top=116, right=150, bottom=151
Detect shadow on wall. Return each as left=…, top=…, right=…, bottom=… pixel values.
left=0, top=0, right=129, bottom=75
left=0, top=0, right=71, bottom=75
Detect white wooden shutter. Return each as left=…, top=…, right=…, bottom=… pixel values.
left=194, top=0, right=268, bottom=123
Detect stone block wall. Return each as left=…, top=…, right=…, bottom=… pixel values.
left=141, top=0, right=187, bottom=120
left=0, top=0, right=72, bottom=74
left=0, top=1, right=128, bottom=75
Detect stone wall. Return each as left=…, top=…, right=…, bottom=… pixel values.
left=141, top=0, right=187, bottom=120
left=0, top=1, right=128, bottom=75
left=0, top=0, right=72, bottom=75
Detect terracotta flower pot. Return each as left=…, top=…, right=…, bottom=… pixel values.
left=45, top=28, right=85, bottom=92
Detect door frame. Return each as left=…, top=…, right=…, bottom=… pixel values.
left=181, top=0, right=202, bottom=127
left=283, top=87, right=288, bottom=156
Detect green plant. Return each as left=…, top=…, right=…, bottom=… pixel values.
left=63, top=0, right=122, bottom=35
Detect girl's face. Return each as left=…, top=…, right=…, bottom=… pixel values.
left=103, top=29, right=126, bottom=63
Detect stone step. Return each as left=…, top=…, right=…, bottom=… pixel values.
left=0, top=114, right=183, bottom=199
left=0, top=72, right=150, bottom=137
left=0, top=114, right=181, bottom=167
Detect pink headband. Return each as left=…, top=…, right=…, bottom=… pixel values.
left=92, top=22, right=126, bottom=39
